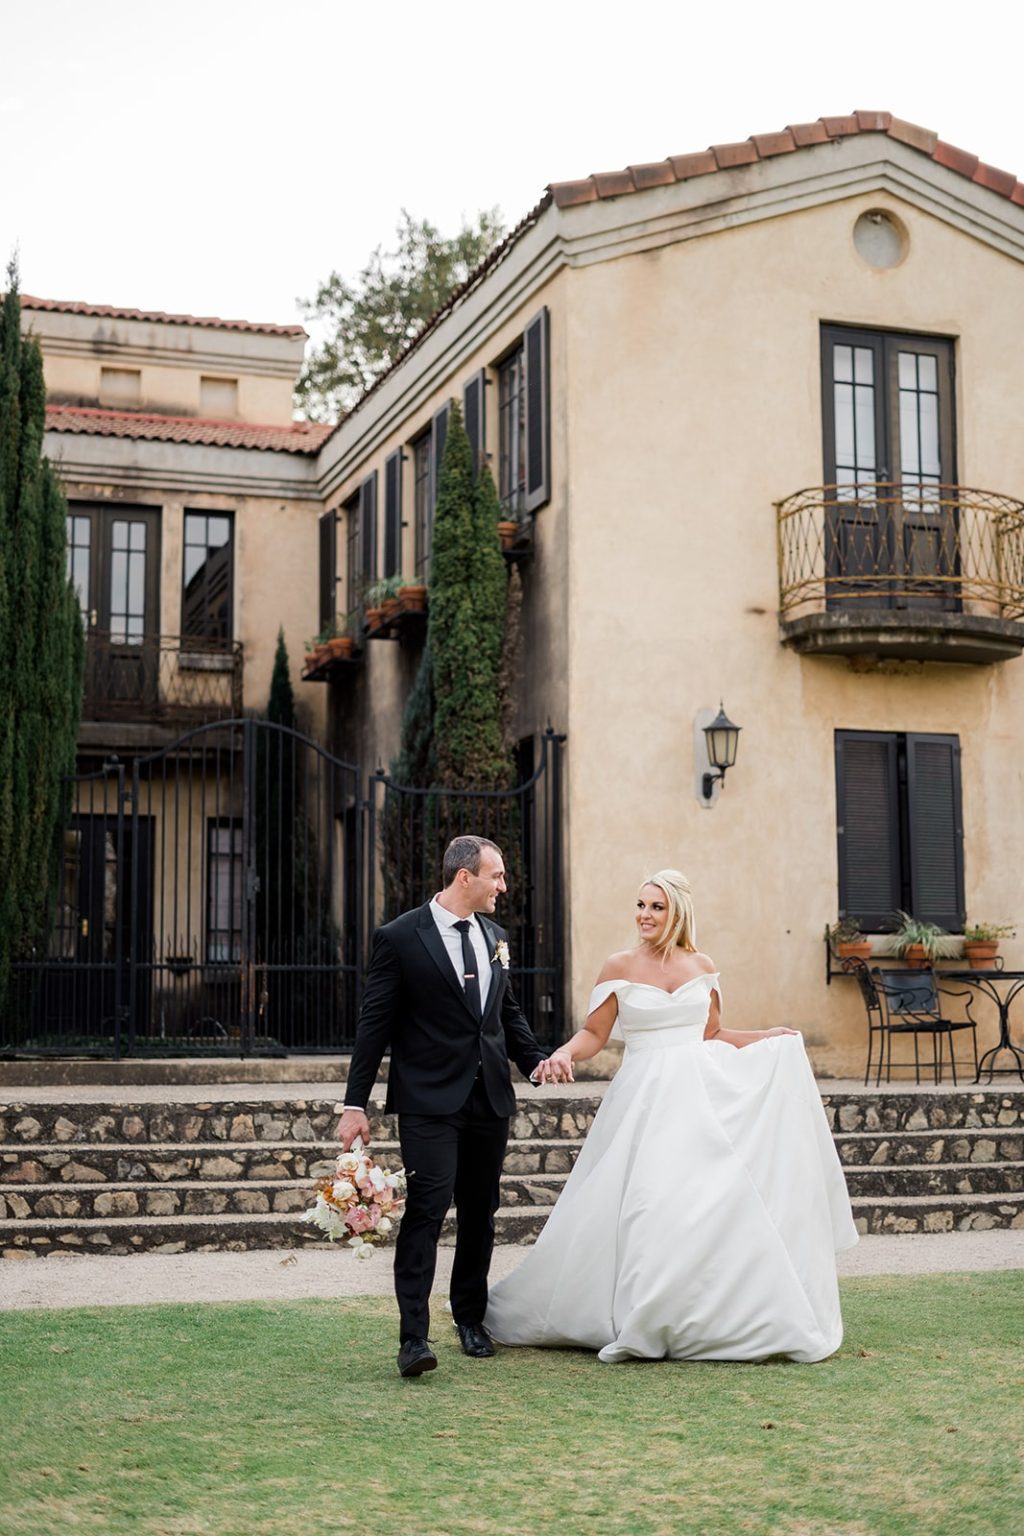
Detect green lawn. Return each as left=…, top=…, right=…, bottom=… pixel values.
left=1, top=1273, right=1021, bottom=1536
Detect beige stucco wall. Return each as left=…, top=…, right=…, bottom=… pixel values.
left=42, top=354, right=294, bottom=424
left=561, top=190, right=1024, bottom=1074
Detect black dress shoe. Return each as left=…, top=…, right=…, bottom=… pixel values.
left=456, top=1322, right=496, bottom=1358
left=397, top=1338, right=437, bottom=1378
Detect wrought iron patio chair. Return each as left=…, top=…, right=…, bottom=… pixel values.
left=867, top=967, right=979, bottom=1086
left=848, top=961, right=885, bottom=1086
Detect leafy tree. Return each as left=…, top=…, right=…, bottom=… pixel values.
left=296, top=209, right=506, bottom=421
left=0, top=263, right=84, bottom=1014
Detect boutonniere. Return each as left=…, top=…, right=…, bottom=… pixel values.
left=493, top=940, right=510, bottom=970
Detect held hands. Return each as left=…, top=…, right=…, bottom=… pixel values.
left=337, top=1108, right=371, bottom=1150
left=534, top=1052, right=575, bottom=1085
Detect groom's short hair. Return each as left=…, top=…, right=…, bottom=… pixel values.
left=443, top=835, right=502, bottom=887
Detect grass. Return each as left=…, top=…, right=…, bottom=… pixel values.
left=1, top=1273, right=1021, bottom=1536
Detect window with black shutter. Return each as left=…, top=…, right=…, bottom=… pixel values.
left=318, top=510, right=337, bottom=632
left=463, top=369, right=486, bottom=479
left=359, top=471, right=377, bottom=590
left=432, top=402, right=450, bottom=506
left=835, top=729, right=964, bottom=930
left=383, top=449, right=402, bottom=578
left=524, top=306, right=550, bottom=512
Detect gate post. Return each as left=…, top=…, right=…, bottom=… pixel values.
left=111, top=758, right=128, bottom=1060
left=239, top=717, right=258, bottom=1055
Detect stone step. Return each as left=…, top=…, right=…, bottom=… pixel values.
left=842, top=1162, right=1024, bottom=1197
left=0, top=1138, right=585, bottom=1186
left=5, top=1187, right=1024, bottom=1258
left=833, top=1129, right=1024, bottom=1165
left=4, top=1088, right=1022, bottom=1150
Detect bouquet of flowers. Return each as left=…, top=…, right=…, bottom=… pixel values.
left=302, top=1140, right=406, bottom=1258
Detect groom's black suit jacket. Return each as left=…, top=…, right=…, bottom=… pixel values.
left=345, top=902, right=547, bottom=1118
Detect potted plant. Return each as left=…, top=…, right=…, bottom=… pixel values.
left=364, top=577, right=402, bottom=631
left=496, top=515, right=521, bottom=551
left=886, top=911, right=959, bottom=969
left=829, top=917, right=871, bottom=963
left=399, top=580, right=428, bottom=614
left=305, top=621, right=354, bottom=668
left=962, top=921, right=1015, bottom=968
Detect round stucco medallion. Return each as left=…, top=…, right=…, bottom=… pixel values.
left=853, top=209, right=907, bottom=269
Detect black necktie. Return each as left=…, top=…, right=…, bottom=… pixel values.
left=454, top=919, right=482, bottom=1017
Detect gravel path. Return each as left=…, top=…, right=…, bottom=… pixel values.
left=1, top=1231, right=1021, bottom=1313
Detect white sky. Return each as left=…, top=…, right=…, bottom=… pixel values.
left=3, top=0, right=1022, bottom=337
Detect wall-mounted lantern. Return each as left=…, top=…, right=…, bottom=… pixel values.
left=700, top=703, right=741, bottom=802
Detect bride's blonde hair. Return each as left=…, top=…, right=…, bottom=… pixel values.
left=639, top=869, right=697, bottom=957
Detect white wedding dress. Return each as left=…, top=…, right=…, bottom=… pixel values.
left=486, top=975, right=858, bottom=1363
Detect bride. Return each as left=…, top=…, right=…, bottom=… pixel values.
left=486, top=870, right=858, bottom=1364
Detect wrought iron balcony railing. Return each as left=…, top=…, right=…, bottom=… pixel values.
left=775, top=485, right=1024, bottom=663
left=777, top=484, right=1024, bottom=617
left=82, top=632, right=243, bottom=723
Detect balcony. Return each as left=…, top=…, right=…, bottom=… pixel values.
left=776, top=485, right=1024, bottom=664
left=80, top=632, right=243, bottom=733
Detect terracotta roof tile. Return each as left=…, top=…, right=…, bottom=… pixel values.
left=546, top=112, right=1023, bottom=219
left=667, top=149, right=718, bottom=179
left=627, top=159, right=677, bottom=190
left=750, top=130, right=797, bottom=158
left=972, top=160, right=1018, bottom=197
left=44, top=405, right=331, bottom=454
left=933, top=140, right=980, bottom=179
left=786, top=121, right=832, bottom=148
left=711, top=139, right=760, bottom=170
left=23, top=295, right=305, bottom=338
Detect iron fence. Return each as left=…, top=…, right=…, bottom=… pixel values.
left=82, top=631, right=243, bottom=723
left=4, top=722, right=565, bottom=1056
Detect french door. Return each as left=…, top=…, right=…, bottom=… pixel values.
left=821, top=326, right=957, bottom=610
left=67, top=504, right=161, bottom=712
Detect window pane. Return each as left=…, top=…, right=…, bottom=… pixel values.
left=919, top=392, right=940, bottom=477
left=208, top=517, right=230, bottom=548
left=853, top=347, right=874, bottom=385
left=854, top=389, right=876, bottom=469
left=918, top=355, right=937, bottom=391
left=898, top=351, right=917, bottom=389
left=833, top=345, right=852, bottom=383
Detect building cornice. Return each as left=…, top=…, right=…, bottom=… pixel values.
left=45, top=432, right=323, bottom=503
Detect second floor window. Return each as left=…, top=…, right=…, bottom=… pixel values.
left=182, top=512, right=233, bottom=644
left=821, top=325, right=956, bottom=611
left=498, top=347, right=526, bottom=513
left=413, top=430, right=432, bottom=580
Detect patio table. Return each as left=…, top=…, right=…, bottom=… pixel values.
left=936, top=968, right=1024, bottom=1082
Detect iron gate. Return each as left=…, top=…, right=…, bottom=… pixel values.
left=4, top=722, right=565, bottom=1057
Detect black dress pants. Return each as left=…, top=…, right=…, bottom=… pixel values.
left=394, top=1074, right=509, bottom=1341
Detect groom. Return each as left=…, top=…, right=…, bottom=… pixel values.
left=337, top=834, right=569, bottom=1378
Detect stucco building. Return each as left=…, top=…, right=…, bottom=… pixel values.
left=15, top=109, right=1024, bottom=1076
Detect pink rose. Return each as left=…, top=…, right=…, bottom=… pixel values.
left=345, top=1207, right=373, bottom=1234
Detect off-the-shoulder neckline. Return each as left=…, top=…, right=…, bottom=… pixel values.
left=595, top=973, right=719, bottom=998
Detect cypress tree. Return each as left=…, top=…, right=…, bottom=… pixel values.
left=0, top=265, right=83, bottom=1015
left=428, top=402, right=512, bottom=790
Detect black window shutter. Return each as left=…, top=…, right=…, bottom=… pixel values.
left=524, top=306, right=550, bottom=512
left=383, top=449, right=402, bottom=578
left=906, top=734, right=964, bottom=930
left=318, top=510, right=336, bottom=630
left=432, top=402, right=450, bottom=509
left=835, top=731, right=901, bottom=929
left=360, top=471, right=377, bottom=585
left=463, top=369, right=486, bottom=479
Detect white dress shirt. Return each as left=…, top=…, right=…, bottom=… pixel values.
left=429, top=896, right=492, bottom=1012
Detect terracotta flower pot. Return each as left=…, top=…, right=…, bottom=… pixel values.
left=364, top=606, right=384, bottom=631
left=381, top=596, right=402, bottom=623
left=838, top=940, right=872, bottom=963
left=399, top=584, right=428, bottom=613
left=963, top=940, right=999, bottom=968
left=496, top=519, right=520, bottom=551
left=904, top=943, right=930, bottom=969
left=325, top=635, right=353, bottom=661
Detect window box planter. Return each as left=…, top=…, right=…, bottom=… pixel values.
left=497, top=519, right=520, bottom=551
left=963, top=940, right=999, bottom=968
left=837, top=940, right=872, bottom=963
